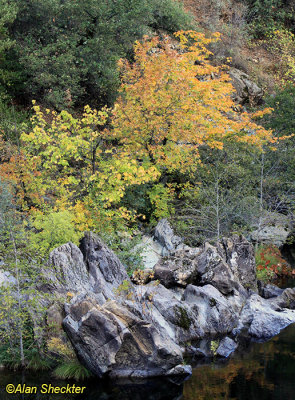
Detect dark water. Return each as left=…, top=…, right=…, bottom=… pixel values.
left=1, top=324, right=295, bottom=400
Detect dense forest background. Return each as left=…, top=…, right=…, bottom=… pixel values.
left=0, top=0, right=295, bottom=371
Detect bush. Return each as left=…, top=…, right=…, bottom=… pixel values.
left=263, top=85, right=295, bottom=135
left=246, top=0, right=295, bottom=38
left=29, top=210, right=83, bottom=255
left=0, top=100, right=29, bottom=142
left=256, top=244, right=291, bottom=282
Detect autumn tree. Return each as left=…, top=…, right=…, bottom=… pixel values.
left=109, top=31, right=274, bottom=218
left=0, top=103, right=159, bottom=237
left=111, top=31, right=273, bottom=174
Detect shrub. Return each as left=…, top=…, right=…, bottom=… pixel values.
left=29, top=210, right=83, bottom=255
left=255, top=244, right=291, bottom=282
left=246, top=0, right=295, bottom=38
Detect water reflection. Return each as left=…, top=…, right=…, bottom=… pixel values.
left=1, top=324, right=295, bottom=400
left=183, top=324, right=295, bottom=399
left=0, top=372, right=184, bottom=400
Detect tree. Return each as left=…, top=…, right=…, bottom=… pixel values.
left=0, top=179, right=48, bottom=367
left=1, top=0, right=193, bottom=108
left=110, top=31, right=273, bottom=186
left=173, top=142, right=261, bottom=245
left=0, top=0, right=18, bottom=101
left=0, top=104, right=159, bottom=235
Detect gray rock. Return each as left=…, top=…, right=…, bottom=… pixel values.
left=234, top=294, right=295, bottom=339
left=0, top=269, right=17, bottom=287
left=250, top=211, right=292, bottom=247
left=196, top=243, right=240, bottom=295
left=218, top=235, right=257, bottom=292
left=34, top=232, right=295, bottom=378
left=154, top=219, right=183, bottom=256
left=216, top=337, right=238, bottom=358
left=182, top=285, right=239, bottom=336
left=259, top=283, right=284, bottom=299
left=63, top=296, right=187, bottom=379
left=272, top=288, right=295, bottom=309
left=154, top=246, right=201, bottom=288
left=136, top=235, right=164, bottom=270
left=153, top=235, right=255, bottom=297
left=48, top=242, right=91, bottom=292
left=138, top=283, right=202, bottom=342
left=229, top=68, right=263, bottom=105
left=80, top=232, right=130, bottom=293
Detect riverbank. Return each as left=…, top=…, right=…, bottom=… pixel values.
left=1, top=323, right=295, bottom=400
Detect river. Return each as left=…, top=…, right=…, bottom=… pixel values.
left=1, top=323, right=295, bottom=400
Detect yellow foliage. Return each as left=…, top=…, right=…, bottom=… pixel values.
left=110, top=31, right=273, bottom=177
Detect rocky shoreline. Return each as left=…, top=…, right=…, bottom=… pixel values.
left=31, top=221, right=295, bottom=379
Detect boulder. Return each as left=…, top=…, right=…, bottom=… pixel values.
left=272, top=288, right=295, bottom=309
left=216, top=337, right=238, bottom=358
left=229, top=68, right=263, bottom=105
left=134, top=283, right=202, bottom=342
left=153, top=235, right=255, bottom=296
left=153, top=247, right=200, bottom=288
left=233, top=293, right=295, bottom=339
left=33, top=232, right=295, bottom=379
left=196, top=243, right=239, bottom=295
left=135, top=235, right=164, bottom=270
left=154, top=219, right=183, bottom=256
left=47, top=242, right=91, bottom=292
left=46, top=233, right=130, bottom=301
left=182, top=285, right=240, bottom=336
left=218, top=235, right=257, bottom=291
left=63, top=295, right=188, bottom=379
left=250, top=211, right=292, bottom=248
left=258, top=282, right=284, bottom=299
left=80, top=232, right=130, bottom=294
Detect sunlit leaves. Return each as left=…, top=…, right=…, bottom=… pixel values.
left=111, top=31, right=273, bottom=177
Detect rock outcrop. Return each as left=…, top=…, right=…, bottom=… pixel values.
left=34, top=222, right=295, bottom=379
left=154, top=234, right=255, bottom=295
left=63, top=294, right=190, bottom=378
left=250, top=211, right=292, bottom=248
left=229, top=67, right=263, bottom=105
left=154, top=218, right=183, bottom=256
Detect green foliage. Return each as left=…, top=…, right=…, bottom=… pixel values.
left=114, top=279, right=133, bottom=297
left=246, top=0, right=295, bottom=37
left=260, top=88, right=295, bottom=213
left=53, top=361, right=92, bottom=381
left=0, top=0, right=194, bottom=108
left=29, top=210, right=83, bottom=255
left=210, top=339, right=219, bottom=355
left=0, top=0, right=18, bottom=101
left=263, top=86, right=295, bottom=136
left=150, top=0, right=194, bottom=33
left=0, top=100, right=29, bottom=142
left=147, top=183, right=173, bottom=222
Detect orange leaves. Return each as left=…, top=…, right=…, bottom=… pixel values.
left=111, top=31, right=274, bottom=176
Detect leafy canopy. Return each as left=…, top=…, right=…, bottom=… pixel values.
left=111, top=31, right=273, bottom=176
left=0, top=0, right=193, bottom=108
